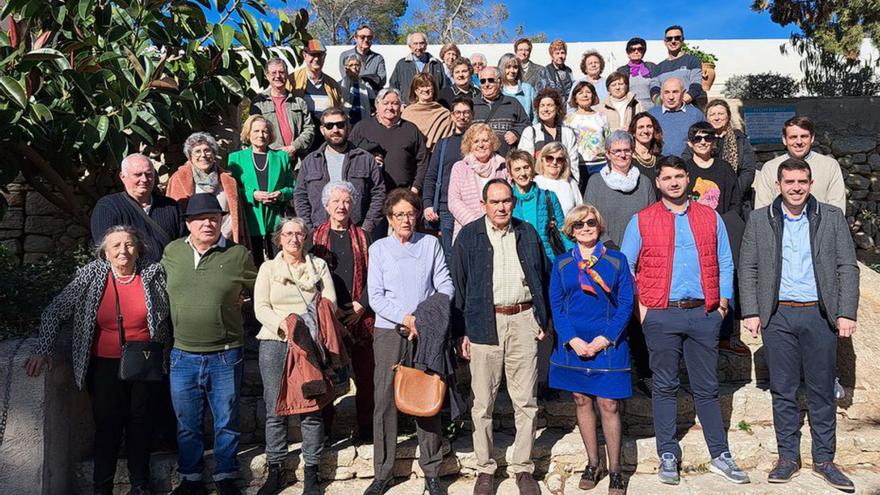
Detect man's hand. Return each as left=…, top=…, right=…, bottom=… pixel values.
left=424, top=207, right=439, bottom=222
left=742, top=316, right=761, bottom=339
left=504, top=131, right=518, bottom=145
left=683, top=92, right=693, bottom=104
left=403, top=314, right=418, bottom=340
left=410, top=186, right=419, bottom=195
left=458, top=336, right=471, bottom=360
left=569, top=337, right=595, bottom=358
left=837, top=317, right=857, bottom=338
left=536, top=328, right=546, bottom=341
left=374, top=155, right=385, bottom=167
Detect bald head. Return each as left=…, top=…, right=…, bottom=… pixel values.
left=661, top=77, right=685, bottom=110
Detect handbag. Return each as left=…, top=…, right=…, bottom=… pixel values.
left=544, top=192, right=567, bottom=256
left=392, top=339, right=446, bottom=417
left=111, top=275, right=164, bottom=382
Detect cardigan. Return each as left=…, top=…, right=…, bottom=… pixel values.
left=289, top=67, right=343, bottom=109
left=90, top=192, right=184, bottom=262
left=447, top=155, right=509, bottom=240
left=165, top=163, right=248, bottom=244
left=227, top=147, right=294, bottom=236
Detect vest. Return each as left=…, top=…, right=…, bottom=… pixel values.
left=636, top=201, right=720, bottom=311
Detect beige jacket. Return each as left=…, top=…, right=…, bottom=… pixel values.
left=753, top=151, right=846, bottom=212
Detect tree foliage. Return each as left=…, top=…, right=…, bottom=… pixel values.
left=0, top=0, right=310, bottom=225
left=723, top=72, right=800, bottom=99
left=401, top=0, right=510, bottom=44
left=298, top=0, right=406, bottom=45
left=791, top=39, right=880, bottom=96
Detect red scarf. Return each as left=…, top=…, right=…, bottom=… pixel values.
left=312, top=222, right=374, bottom=343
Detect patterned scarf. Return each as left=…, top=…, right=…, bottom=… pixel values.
left=191, top=162, right=219, bottom=193
left=574, top=243, right=612, bottom=296
left=628, top=61, right=651, bottom=78
left=718, top=126, right=739, bottom=172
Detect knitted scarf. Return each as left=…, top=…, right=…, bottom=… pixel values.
left=573, top=243, right=611, bottom=296
left=191, top=163, right=220, bottom=193
left=463, top=152, right=506, bottom=178
left=718, top=127, right=739, bottom=172
left=600, top=163, right=641, bottom=193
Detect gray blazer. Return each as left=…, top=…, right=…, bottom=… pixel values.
left=738, top=195, right=859, bottom=329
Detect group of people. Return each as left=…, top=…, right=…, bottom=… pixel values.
left=23, top=22, right=860, bottom=495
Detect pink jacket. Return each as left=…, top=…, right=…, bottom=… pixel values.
left=448, top=154, right=509, bottom=240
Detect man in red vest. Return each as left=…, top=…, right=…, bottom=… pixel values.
left=620, top=156, right=748, bottom=485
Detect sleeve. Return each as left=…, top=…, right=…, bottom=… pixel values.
left=619, top=214, right=642, bottom=275
left=389, top=60, right=401, bottom=92
left=292, top=163, right=312, bottom=227
left=364, top=157, right=386, bottom=232
left=737, top=214, right=760, bottom=319
left=240, top=250, right=258, bottom=293
left=366, top=244, right=408, bottom=325
left=412, top=130, right=430, bottom=192
left=518, top=125, right=536, bottom=154
left=649, top=73, right=661, bottom=98
left=90, top=198, right=112, bottom=245
left=376, top=56, right=388, bottom=89
left=534, top=67, right=548, bottom=93
left=715, top=211, right=734, bottom=300
left=277, top=153, right=295, bottom=201
left=431, top=238, right=455, bottom=299
left=249, top=97, right=263, bottom=115
left=511, top=100, right=530, bottom=138
left=826, top=158, right=847, bottom=212
left=737, top=137, right=757, bottom=197
left=35, top=267, right=90, bottom=356
left=550, top=193, right=575, bottom=251
left=601, top=255, right=635, bottom=345
left=685, top=64, right=704, bottom=100
left=727, top=165, right=743, bottom=218
left=447, top=163, right=471, bottom=225
left=449, top=232, right=468, bottom=339
left=753, top=163, right=775, bottom=210
left=253, top=263, right=285, bottom=336
left=565, top=128, right=581, bottom=182
left=422, top=142, right=442, bottom=209
left=318, top=258, right=338, bottom=306
left=292, top=102, right=316, bottom=153
left=228, top=154, right=255, bottom=204
left=549, top=258, right=576, bottom=343
left=571, top=180, right=584, bottom=208
left=833, top=210, right=860, bottom=321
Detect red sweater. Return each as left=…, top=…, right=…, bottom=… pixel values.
left=93, top=273, right=151, bottom=358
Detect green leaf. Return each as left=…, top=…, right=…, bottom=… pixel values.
left=95, top=115, right=110, bottom=142
left=215, top=0, right=230, bottom=12
left=0, top=76, right=27, bottom=108
left=129, top=123, right=154, bottom=144
left=77, top=0, right=94, bottom=21
left=22, top=48, right=72, bottom=71
left=214, top=74, right=243, bottom=98
left=213, top=23, right=235, bottom=51
left=137, top=110, right=163, bottom=133
left=30, top=103, right=53, bottom=123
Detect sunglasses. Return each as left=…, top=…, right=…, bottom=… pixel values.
left=690, top=134, right=715, bottom=143
left=572, top=218, right=599, bottom=230
left=542, top=155, right=566, bottom=165
left=479, top=78, right=498, bottom=84
left=356, top=35, right=373, bottom=40
left=665, top=35, right=683, bottom=42
left=627, top=46, right=646, bottom=53
left=322, top=121, right=346, bottom=130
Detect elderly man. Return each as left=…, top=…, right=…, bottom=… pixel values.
left=452, top=179, right=548, bottom=495
left=249, top=58, right=316, bottom=161
left=337, top=24, right=387, bottom=92
left=470, top=53, right=487, bottom=88
left=340, top=55, right=376, bottom=126
left=472, top=66, right=531, bottom=155
left=535, top=39, right=574, bottom=97
left=647, top=77, right=704, bottom=156
left=615, top=37, right=657, bottom=110
left=389, top=32, right=446, bottom=104
left=294, top=108, right=385, bottom=233
left=514, top=38, right=542, bottom=87
left=650, top=25, right=704, bottom=106
left=753, top=116, right=846, bottom=211
left=291, top=39, right=344, bottom=153
left=740, top=158, right=858, bottom=491
left=91, top=153, right=183, bottom=262
left=162, top=193, right=258, bottom=495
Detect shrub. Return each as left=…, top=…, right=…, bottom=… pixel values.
left=723, top=72, right=799, bottom=99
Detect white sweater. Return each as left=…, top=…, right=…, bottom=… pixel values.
left=535, top=175, right=583, bottom=214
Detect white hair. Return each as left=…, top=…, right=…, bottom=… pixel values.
left=120, top=153, right=154, bottom=174
left=470, top=53, right=487, bottom=63
left=321, top=181, right=359, bottom=207
left=406, top=32, right=427, bottom=45
left=376, top=87, right=401, bottom=103
left=183, top=132, right=220, bottom=160
left=662, top=76, right=685, bottom=91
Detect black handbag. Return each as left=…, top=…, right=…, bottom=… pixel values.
left=111, top=275, right=164, bottom=382
left=544, top=193, right=567, bottom=256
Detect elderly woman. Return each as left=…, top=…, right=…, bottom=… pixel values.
left=437, top=57, right=479, bottom=109
left=571, top=51, right=608, bottom=102
left=628, top=111, right=664, bottom=182
left=25, top=226, right=169, bottom=495
left=549, top=205, right=633, bottom=495
left=365, top=188, right=454, bottom=495
left=615, top=37, right=656, bottom=110
left=340, top=54, right=376, bottom=126
left=470, top=53, right=487, bottom=87
left=584, top=130, right=656, bottom=248
left=254, top=217, right=337, bottom=495
left=535, top=142, right=583, bottom=214
left=401, top=73, right=454, bottom=151
left=166, top=132, right=246, bottom=244
left=518, top=88, right=580, bottom=181
left=228, top=114, right=294, bottom=265
left=507, top=149, right=574, bottom=261
left=601, top=73, right=645, bottom=132
left=702, top=99, right=757, bottom=211
left=565, top=81, right=610, bottom=192
left=498, top=53, right=537, bottom=123
left=439, top=43, right=461, bottom=87
left=448, top=123, right=509, bottom=240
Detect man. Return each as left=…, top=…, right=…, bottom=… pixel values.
left=649, top=25, right=704, bottom=106
left=337, top=24, right=387, bottom=93
left=753, top=116, right=846, bottom=211
left=534, top=39, right=574, bottom=98
left=514, top=38, right=542, bottom=87
left=437, top=56, right=479, bottom=110
left=739, top=159, right=858, bottom=491
left=472, top=66, right=530, bottom=155
left=339, top=55, right=376, bottom=126
left=615, top=37, right=657, bottom=110
left=91, top=153, right=183, bottom=263
left=290, top=39, right=344, bottom=153
left=422, top=96, right=474, bottom=259
left=620, top=156, right=749, bottom=486
left=249, top=58, right=316, bottom=162
left=647, top=77, right=704, bottom=156
left=294, top=108, right=385, bottom=233
left=162, top=193, right=258, bottom=495
left=389, top=32, right=446, bottom=104
left=451, top=179, right=548, bottom=495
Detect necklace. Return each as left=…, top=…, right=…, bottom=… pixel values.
left=112, top=270, right=137, bottom=284
left=252, top=150, right=268, bottom=172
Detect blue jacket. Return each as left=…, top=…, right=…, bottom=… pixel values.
left=549, top=244, right=634, bottom=372
left=513, top=184, right=574, bottom=261
left=451, top=217, right=549, bottom=344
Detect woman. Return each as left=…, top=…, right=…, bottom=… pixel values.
left=437, top=57, right=479, bottom=109
left=498, top=53, right=537, bottom=123
left=704, top=99, right=757, bottom=211
left=401, top=73, right=454, bottom=151
left=439, top=43, right=461, bottom=87
left=684, top=122, right=742, bottom=217
left=534, top=142, right=583, bottom=214
left=228, top=114, right=295, bottom=265
left=628, top=112, right=664, bottom=182
left=365, top=188, right=454, bottom=495
left=549, top=205, right=633, bottom=495
left=166, top=132, right=247, bottom=244
left=615, top=37, right=656, bottom=110
left=25, top=226, right=169, bottom=495
left=340, top=55, right=376, bottom=126
left=508, top=149, right=574, bottom=261
left=584, top=131, right=656, bottom=248
left=600, top=73, right=644, bottom=132
left=448, top=123, right=509, bottom=240
left=564, top=81, right=610, bottom=192
left=253, top=217, right=337, bottom=495
left=570, top=51, right=608, bottom=102
left=518, top=88, right=580, bottom=181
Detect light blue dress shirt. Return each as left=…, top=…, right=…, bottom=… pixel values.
left=620, top=201, right=734, bottom=301
left=778, top=208, right=818, bottom=301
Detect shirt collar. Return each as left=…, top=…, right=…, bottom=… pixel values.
left=662, top=104, right=686, bottom=113
left=781, top=204, right=806, bottom=221
left=485, top=215, right=513, bottom=234
left=186, top=235, right=227, bottom=251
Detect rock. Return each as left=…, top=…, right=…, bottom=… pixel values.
left=839, top=156, right=853, bottom=168
left=863, top=221, right=877, bottom=238
left=846, top=174, right=871, bottom=191
left=1, top=239, right=21, bottom=255
left=0, top=229, right=21, bottom=240
left=869, top=153, right=880, bottom=171
left=3, top=190, right=24, bottom=207
left=833, top=136, right=877, bottom=155
left=853, top=153, right=868, bottom=163
left=854, top=232, right=874, bottom=250
left=23, top=234, right=54, bottom=253
left=851, top=190, right=869, bottom=200
left=25, top=192, right=63, bottom=216
left=869, top=193, right=880, bottom=202
left=24, top=216, right=67, bottom=236
left=0, top=207, right=24, bottom=229
left=851, top=163, right=873, bottom=174
left=66, top=224, right=90, bottom=239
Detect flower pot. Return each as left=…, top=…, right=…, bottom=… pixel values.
left=702, top=62, right=716, bottom=92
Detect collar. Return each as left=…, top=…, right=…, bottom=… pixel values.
left=452, top=85, right=472, bottom=95
left=481, top=94, right=503, bottom=105
left=484, top=215, right=513, bottom=234
left=375, top=116, right=402, bottom=128
left=662, top=104, right=686, bottom=113
left=781, top=203, right=807, bottom=221
left=786, top=150, right=814, bottom=161
left=186, top=235, right=227, bottom=251
left=407, top=52, right=431, bottom=63
left=661, top=198, right=690, bottom=216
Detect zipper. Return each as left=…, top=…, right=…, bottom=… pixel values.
left=550, top=361, right=631, bottom=373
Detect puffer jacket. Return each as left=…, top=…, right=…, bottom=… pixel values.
left=513, top=183, right=575, bottom=261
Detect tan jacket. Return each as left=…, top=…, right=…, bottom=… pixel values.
left=288, top=67, right=344, bottom=109
left=753, top=151, right=846, bottom=212
left=600, top=93, right=644, bottom=132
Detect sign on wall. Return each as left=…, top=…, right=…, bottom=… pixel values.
left=743, top=106, right=797, bottom=144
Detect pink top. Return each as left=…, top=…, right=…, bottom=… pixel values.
left=447, top=154, right=510, bottom=241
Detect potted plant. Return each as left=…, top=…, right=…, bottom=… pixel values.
left=682, top=43, right=719, bottom=92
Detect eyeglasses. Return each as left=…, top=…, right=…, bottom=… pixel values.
left=479, top=78, right=498, bottom=85
left=609, top=148, right=633, bottom=156
left=542, top=155, right=566, bottom=165
left=690, top=135, right=715, bottom=143
left=392, top=212, right=418, bottom=221
left=572, top=218, right=599, bottom=230
left=280, top=231, right=307, bottom=239
left=322, top=121, right=346, bottom=130
left=452, top=110, right=473, bottom=117
left=627, top=46, right=645, bottom=53
left=192, top=149, right=215, bottom=157
left=665, top=35, right=683, bottom=42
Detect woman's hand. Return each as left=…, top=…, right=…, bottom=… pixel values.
left=424, top=207, right=440, bottom=222
left=341, top=302, right=366, bottom=325
left=24, top=354, right=53, bottom=377
left=569, top=337, right=595, bottom=358
left=403, top=314, right=418, bottom=340
left=278, top=318, right=290, bottom=337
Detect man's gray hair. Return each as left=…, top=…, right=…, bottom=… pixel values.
left=376, top=87, right=401, bottom=103
left=120, top=153, right=154, bottom=174
left=479, top=66, right=501, bottom=78
left=406, top=32, right=427, bottom=45
left=321, top=180, right=359, bottom=207
left=183, top=132, right=220, bottom=160
left=470, top=53, right=487, bottom=63
left=605, top=130, right=635, bottom=152
left=266, top=57, right=288, bottom=71
left=662, top=76, right=685, bottom=90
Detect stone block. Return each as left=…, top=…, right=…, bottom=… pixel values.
left=851, top=163, right=873, bottom=174
left=0, top=207, right=24, bottom=229
left=25, top=192, right=63, bottom=216
left=0, top=229, right=21, bottom=240
left=869, top=153, right=880, bottom=171
left=66, top=224, right=90, bottom=239
left=1, top=238, right=21, bottom=254
left=850, top=190, right=869, bottom=200
left=23, top=253, right=49, bottom=263
left=846, top=174, right=871, bottom=191
left=23, top=234, right=55, bottom=253
left=24, top=215, right=68, bottom=236
left=853, top=153, right=868, bottom=163
left=833, top=136, right=877, bottom=155
left=3, top=190, right=24, bottom=207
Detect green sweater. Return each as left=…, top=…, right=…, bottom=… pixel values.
left=161, top=238, right=257, bottom=352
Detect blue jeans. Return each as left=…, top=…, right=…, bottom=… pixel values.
left=170, top=347, right=243, bottom=481
left=438, top=210, right=454, bottom=265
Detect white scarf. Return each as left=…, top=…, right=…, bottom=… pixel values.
left=600, top=164, right=640, bottom=193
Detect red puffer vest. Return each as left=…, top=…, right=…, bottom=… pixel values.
left=635, top=201, right=720, bottom=311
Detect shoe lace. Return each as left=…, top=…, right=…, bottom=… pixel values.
left=718, top=454, right=742, bottom=472
left=660, top=454, right=677, bottom=471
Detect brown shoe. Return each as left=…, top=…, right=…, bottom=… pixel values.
left=515, top=473, right=539, bottom=495
left=473, top=473, right=494, bottom=495
left=578, top=464, right=606, bottom=490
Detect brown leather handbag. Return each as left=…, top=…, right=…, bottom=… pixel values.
left=392, top=341, right=446, bottom=417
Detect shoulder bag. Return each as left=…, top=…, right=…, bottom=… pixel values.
left=393, top=339, right=446, bottom=417
left=544, top=192, right=567, bottom=256
left=113, top=276, right=164, bottom=381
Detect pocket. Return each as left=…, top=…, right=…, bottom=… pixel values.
left=170, top=348, right=183, bottom=368
left=220, top=348, right=243, bottom=366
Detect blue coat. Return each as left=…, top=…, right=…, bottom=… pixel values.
left=513, top=184, right=575, bottom=261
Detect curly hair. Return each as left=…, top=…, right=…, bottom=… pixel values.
left=533, top=88, right=566, bottom=126
left=460, top=123, right=501, bottom=157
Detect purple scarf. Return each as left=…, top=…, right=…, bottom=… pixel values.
left=628, top=61, right=650, bottom=78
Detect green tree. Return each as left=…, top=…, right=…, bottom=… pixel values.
left=401, top=0, right=510, bottom=44
left=0, top=0, right=310, bottom=225
left=298, top=0, right=406, bottom=45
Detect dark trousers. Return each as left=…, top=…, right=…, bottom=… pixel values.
left=764, top=305, right=838, bottom=463
left=352, top=338, right=376, bottom=432
left=438, top=210, right=454, bottom=265
left=643, top=307, right=728, bottom=459
left=627, top=317, right=652, bottom=380
left=372, top=328, right=442, bottom=480
left=250, top=233, right=276, bottom=266
left=87, top=357, right=156, bottom=494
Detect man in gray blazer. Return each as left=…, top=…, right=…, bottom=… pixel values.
left=739, top=157, right=859, bottom=492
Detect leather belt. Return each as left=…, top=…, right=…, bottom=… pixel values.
left=667, top=299, right=704, bottom=309
left=494, top=302, right=533, bottom=315
left=779, top=301, right=818, bottom=307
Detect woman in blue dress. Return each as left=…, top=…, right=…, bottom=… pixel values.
left=549, top=204, right=634, bottom=495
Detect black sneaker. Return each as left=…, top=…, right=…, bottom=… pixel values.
left=257, top=463, right=287, bottom=495
left=578, top=464, right=605, bottom=490
left=214, top=479, right=242, bottom=495
left=303, top=465, right=321, bottom=495
left=424, top=477, right=446, bottom=495
left=170, top=480, right=207, bottom=495
left=767, top=458, right=800, bottom=483
left=363, top=478, right=393, bottom=495
left=812, top=462, right=855, bottom=492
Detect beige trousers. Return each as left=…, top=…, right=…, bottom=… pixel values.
left=469, top=309, right=540, bottom=474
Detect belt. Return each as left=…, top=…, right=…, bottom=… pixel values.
left=494, top=302, right=533, bottom=315
left=779, top=301, right=818, bottom=307
left=667, top=299, right=704, bottom=309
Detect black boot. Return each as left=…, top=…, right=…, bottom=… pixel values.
left=257, top=463, right=287, bottom=495
left=303, top=465, right=320, bottom=495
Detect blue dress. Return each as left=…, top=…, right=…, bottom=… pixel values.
left=549, top=243, right=634, bottom=399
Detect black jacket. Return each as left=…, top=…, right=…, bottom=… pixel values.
left=472, top=94, right=530, bottom=155
left=389, top=53, right=447, bottom=104
left=421, top=134, right=463, bottom=212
